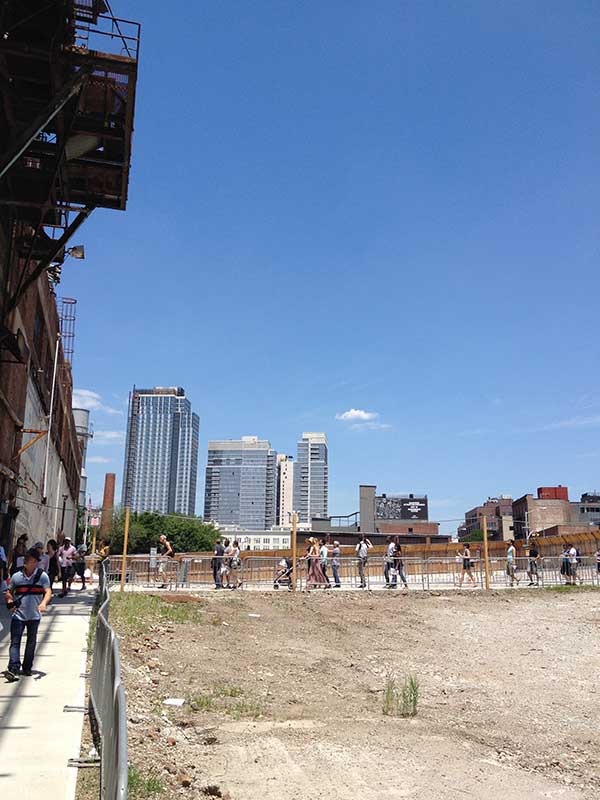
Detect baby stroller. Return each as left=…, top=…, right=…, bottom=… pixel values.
left=274, top=558, right=293, bottom=590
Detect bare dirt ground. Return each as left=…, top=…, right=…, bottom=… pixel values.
left=108, top=588, right=599, bottom=799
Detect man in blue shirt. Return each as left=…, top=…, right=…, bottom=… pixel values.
left=4, top=547, right=52, bottom=681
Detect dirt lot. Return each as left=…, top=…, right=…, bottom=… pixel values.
left=107, top=588, right=599, bottom=799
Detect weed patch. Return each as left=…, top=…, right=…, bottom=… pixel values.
left=110, top=593, right=204, bottom=632
left=128, top=765, right=164, bottom=798
left=383, top=673, right=420, bottom=718
left=190, top=684, right=261, bottom=718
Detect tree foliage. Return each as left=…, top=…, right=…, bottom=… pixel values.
left=108, top=509, right=219, bottom=554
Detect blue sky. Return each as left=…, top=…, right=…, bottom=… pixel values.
left=64, top=2, right=600, bottom=534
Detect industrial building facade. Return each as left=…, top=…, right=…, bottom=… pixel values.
left=0, top=2, right=139, bottom=553
left=122, top=387, right=199, bottom=516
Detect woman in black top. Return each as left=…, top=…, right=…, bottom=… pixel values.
left=46, top=538, right=61, bottom=586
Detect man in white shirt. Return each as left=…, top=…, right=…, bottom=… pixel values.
left=567, top=544, right=579, bottom=586
left=384, top=537, right=396, bottom=588
left=319, top=539, right=331, bottom=588
left=506, top=540, right=520, bottom=587
left=58, top=537, right=77, bottom=597
left=355, top=535, right=372, bottom=589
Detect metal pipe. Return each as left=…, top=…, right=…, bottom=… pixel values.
left=41, top=332, right=61, bottom=502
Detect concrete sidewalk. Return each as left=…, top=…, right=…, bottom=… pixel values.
left=0, top=589, right=93, bottom=799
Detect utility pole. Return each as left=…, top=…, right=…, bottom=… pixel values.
left=120, top=507, right=130, bottom=592
left=291, top=511, right=298, bottom=592
left=482, top=515, right=490, bottom=591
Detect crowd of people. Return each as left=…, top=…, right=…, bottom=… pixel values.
left=1, top=533, right=110, bottom=683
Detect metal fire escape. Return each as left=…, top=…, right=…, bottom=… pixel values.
left=0, top=1, right=140, bottom=318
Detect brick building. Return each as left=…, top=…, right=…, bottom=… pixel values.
left=462, top=496, right=513, bottom=541
left=0, top=3, right=139, bottom=555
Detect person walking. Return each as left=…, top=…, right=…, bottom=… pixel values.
left=157, top=534, right=175, bottom=588
left=331, top=540, right=342, bottom=588
left=567, top=543, right=578, bottom=586
left=355, top=535, right=372, bottom=589
left=10, top=534, right=28, bottom=575
left=221, top=538, right=232, bottom=589
left=319, top=539, right=331, bottom=587
left=560, top=545, right=571, bottom=584
left=506, top=540, right=520, bottom=587
left=229, top=540, right=241, bottom=589
left=58, top=536, right=77, bottom=597
left=527, top=543, right=540, bottom=586
left=384, top=537, right=396, bottom=588
left=393, top=544, right=409, bottom=590
left=212, top=538, right=224, bottom=589
left=4, top=548, right=52, bottom=681
left=457, top=544, right=477, bottom=588
left=74, top=544, right=88, bottom=590
left=595, top=546, right=600, bottom=578
left=305, top=538, right=328, bottom=589
left=46, top=539, right=61, bottom=590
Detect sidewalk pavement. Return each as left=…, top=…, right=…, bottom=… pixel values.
left=0, top=588, right=93, bottom=799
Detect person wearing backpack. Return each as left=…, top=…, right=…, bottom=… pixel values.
left=4, top=547, right=52, bottom=681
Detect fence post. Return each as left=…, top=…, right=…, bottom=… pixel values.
left=120, top=507, right=130, bottom=592
left=482, top=516, right=491, bottom=591
left=291, top=512, right=298, bottom=592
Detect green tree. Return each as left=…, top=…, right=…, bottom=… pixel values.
left=465, top=529, right=484, bottom=542
left=110, top=509, right=219, bottom=554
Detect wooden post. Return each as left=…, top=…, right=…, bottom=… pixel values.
left=482, top=515, right=490, bottom=591
left=120, top=507, right=130, bottom=592
left=291, top=511, right=298, bottom=592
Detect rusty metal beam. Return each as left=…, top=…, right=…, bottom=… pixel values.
left=15, top=429, right=47, bottom=459
left=0, top=65, right=92, bottom=181
left=6, top=207, right=94, bottom=312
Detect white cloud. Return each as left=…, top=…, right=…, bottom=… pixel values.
left=542, top=415, right=600, bottom=431
left=73, top=388, right=122, bottom=416
left=93, top=430, right=126, bottom=445
left=87, top=456, right=113, bottom=464
left=336, top=408, right=379, bottom=422
left=349, top=421, right=392, bottom=432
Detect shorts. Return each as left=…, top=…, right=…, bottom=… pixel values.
left=75, top=562, right=86, bottom=578
left=528, top=561, right=538, bottom=574
left=506, top=563, right=516, bottom=577
left=62, top=564, right=75, bottom=580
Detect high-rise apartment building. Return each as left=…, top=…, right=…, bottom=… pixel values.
left=204, top=436, right=277, bottom=529
left=276, top=454, right=294, bottom=527
left=293, top=432, right=328, bottom=524
left=122, top=387, right=199, bottom=516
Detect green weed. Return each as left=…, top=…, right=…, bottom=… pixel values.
left=128, top=765, right=164, bottom=798
left=189, top=685, right=261, bottom=718
left=382, top=673, right=420, bottom=718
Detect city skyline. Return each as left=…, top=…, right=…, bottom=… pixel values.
left=62, top=2, right=600, bottom=535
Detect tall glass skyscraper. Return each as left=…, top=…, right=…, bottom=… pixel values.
left=293, top=432, right=328, bottom=524
left=204, top=436, right=277, bottom=529
left=122, top=386, right=199, bottom=515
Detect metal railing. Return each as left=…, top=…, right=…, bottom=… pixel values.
left=104, top=554, right=600, bottom=593
left=89, top=560, right=128, bottom=800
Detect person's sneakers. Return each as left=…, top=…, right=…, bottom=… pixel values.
left=58, top=591, right=66, bottom=598
left=528, top=581, right=534, bottom=586
left=20, top=669, right=32, bottom=676
left=4, top=669, right=19, bottom=682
